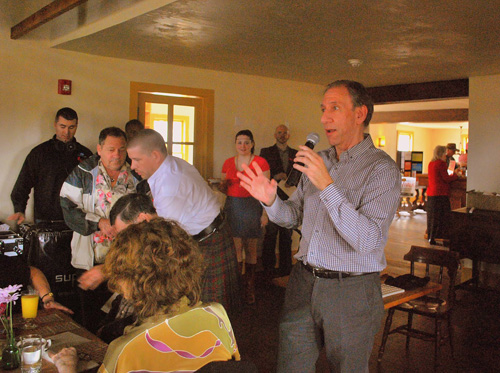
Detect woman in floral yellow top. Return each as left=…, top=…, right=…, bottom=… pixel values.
left=96, top=218, right=240, bottom=373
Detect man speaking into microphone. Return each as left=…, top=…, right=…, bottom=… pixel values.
left=284, top=132, right=319, bottom=187
left=238, top=80, right=401, bottom=372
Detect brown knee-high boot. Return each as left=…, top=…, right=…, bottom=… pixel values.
left=245, top=263, right=256, bottom=305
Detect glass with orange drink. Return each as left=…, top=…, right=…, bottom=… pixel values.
left=21, top=290, right=39, bottom=330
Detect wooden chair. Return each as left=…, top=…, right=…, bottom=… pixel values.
left=378, top=246, right=460, bottom=369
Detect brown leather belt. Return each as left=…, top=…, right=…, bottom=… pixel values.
left=302, top=262, right=375, bottom=279
left=193, top=212, right=225, bottom=242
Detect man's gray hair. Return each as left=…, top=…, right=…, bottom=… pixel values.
left=324, top=80, right=374, bottom=127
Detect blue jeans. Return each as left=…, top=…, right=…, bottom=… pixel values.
left=277, top=263, right=383, bottom=373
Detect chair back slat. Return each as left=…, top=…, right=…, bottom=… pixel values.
left=404, top=246, right=459, bottom=273
left=404, top=245, right=460, bottom=305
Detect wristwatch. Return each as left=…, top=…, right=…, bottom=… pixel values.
left=41, top=292, right=55, bottom=305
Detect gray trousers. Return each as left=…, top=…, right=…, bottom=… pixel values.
left=277, top=263, right=384, bottom=373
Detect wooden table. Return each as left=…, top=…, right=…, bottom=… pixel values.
left=1, top=309, right=107, bottom=372
left=271, top=274, right=442, bottom=309
left=383, top=281, right=442, bottom=309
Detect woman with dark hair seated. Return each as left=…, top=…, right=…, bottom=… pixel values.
left=52, top=217, right=240, bottom=373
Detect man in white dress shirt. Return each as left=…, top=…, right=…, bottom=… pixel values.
left=127, top=129, right=241, bottom=316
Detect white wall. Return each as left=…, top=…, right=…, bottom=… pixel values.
left=468, top=75, right=500, bottom=193
left=469, top=74, right=500, bottom=275
left=368, top=122, right=398, bottom=161
left=0, top=23, right=325, bottom=223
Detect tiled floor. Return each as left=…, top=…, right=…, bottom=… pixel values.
left=231, top=213, right=500, bottom=372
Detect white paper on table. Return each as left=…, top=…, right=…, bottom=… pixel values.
left=76, top=359, right=99, bottom=371
left=43, top=331, right=99, bottom=372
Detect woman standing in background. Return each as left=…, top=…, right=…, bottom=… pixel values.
left=221, top=130, right=270, bottom=304
left=427, top=145, right=459, bottom=245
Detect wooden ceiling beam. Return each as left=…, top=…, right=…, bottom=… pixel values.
left=371, top=109, right=468, bottom=124
left=11, top=0, right=89, bottom=40
left=367, top=79, right=469, bottom=104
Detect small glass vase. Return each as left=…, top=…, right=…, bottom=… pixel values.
left=1, top=335, right=20, bottom=370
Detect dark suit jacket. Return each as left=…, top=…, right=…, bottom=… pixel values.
left=260, top=144, right=298, bottom=200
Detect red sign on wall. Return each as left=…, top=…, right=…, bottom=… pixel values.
left=58, top=79, right=72, bottom=95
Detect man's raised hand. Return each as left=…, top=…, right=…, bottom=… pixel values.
left=237, top=161, right=278, bottom=206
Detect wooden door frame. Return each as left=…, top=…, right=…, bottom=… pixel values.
left=130, top=81, right=214, bottom=179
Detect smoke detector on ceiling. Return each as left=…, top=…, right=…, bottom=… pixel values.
left=348, top=59, right=363, bottom=68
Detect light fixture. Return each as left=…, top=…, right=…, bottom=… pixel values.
left=348, top=59, right=363, bottom=68
left=378, top=136, right=386, bottom=147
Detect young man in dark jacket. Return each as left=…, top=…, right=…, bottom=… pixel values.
left=9, top=107, right=92, bottom=224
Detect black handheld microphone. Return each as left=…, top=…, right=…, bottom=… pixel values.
left=285, top=132, right=320, bottom=187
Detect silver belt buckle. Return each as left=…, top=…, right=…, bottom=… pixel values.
left=198, top=228, right=216, bottom=243
left=312, top=267, right=320, bottom=278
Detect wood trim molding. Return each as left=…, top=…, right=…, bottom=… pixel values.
left=11, top=0, right=89, bottom=39
left=367, top=79, right=469, bottom=104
